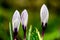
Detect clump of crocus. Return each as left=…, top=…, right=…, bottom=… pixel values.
left=40, top=4, right=49, bottom=38
left=21, top=9, right=28, bottom=40
left=12, top=10, right=20, bottom=40
left=12, top=9, right=28, bottom=40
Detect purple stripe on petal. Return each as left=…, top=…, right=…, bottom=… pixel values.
left=22, top=25, right=26, bottom=39
left=22, top=25, right=26, bottom=31
left=13, top=28, right=18, bottom=40
left=42, top=22, right=47, bottom=37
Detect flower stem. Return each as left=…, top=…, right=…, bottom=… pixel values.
left=13, top=28, right=18, bottom=40
left=22, top=25, right=26, bottom=40
left=42, top=22, right=47, bottom=39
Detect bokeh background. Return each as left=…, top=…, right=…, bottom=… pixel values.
left=0, top=0, right=60, bottom=40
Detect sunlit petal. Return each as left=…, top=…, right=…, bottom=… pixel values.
left=21, top=9, right=28, bottom=27
left=12, top=10, right=20, bottom=32
left=40, top=4, right=49, bottom=26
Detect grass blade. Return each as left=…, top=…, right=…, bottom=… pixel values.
left=9, top=22, right=13, bottom=40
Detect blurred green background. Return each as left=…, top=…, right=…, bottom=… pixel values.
left=0, top=0, right=60, bottom=40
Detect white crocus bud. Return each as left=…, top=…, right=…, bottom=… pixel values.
left=21, top=9, right=28, bottom=29
left=40, top=4, right=49, bottom=26
left=12, top=10, right=20, bottom=32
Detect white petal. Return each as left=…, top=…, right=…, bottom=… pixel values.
left=21, top=9, right=28, bottom=27
left=12, top=10, right=20, bottom=31
left=40, top=4, right=49, bottom=26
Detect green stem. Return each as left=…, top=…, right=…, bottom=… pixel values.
left=27, top=25, right=32, bottom=40
left=36, top=28, right=43, bottom=40
left=9, top=22, right=13, bottom=40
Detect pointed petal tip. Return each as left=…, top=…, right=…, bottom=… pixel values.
left=42, top=4, right=46, bottom=6
left=40, top=4, right=49, bottom=16
left=15, top=10, right=18, bottom=12
left=12, top=10, right=20, bottom=21
left=22, top=9, right=28, bottom=16
left=23, top=9, right=27, bottom=12
left=14, top=10, right=20, bottom=15
left=41, top=4, right=47, bottom=9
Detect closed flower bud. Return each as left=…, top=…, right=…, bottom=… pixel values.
left=21, top=9, right=28, bottom=30
left=21, top=9, right=28, bottom=39
left=40, top=4, right=49, bottom=26
left=12, top=10, right=20, bottom=32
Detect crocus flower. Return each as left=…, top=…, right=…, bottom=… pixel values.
left=40, top=4, right=49, bottom=37
left=12, top=10, right=20, bottom=40
left=21, top=9, right=28, bottom=40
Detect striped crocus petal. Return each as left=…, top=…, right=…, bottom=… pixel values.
left=12, top=10, right=20, bottom=32
left=40, top=4, right=49, bottom=26
left=21, top=9, right=28, bottom=30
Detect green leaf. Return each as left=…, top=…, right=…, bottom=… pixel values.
left=9, top=22, right=13, bottom=40
left=27, top=25, right=32, bottom=40
left=27, top=25, right=43, bottom=40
